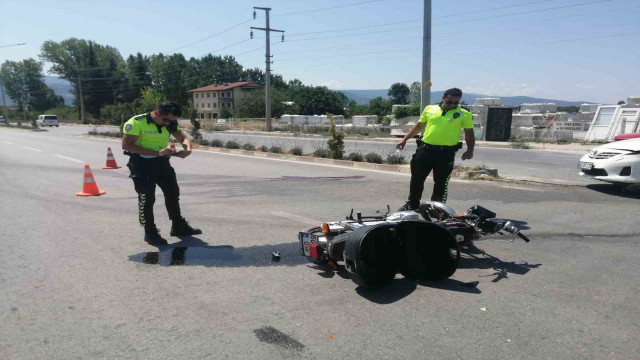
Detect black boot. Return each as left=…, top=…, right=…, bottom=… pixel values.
left=144, top=225, right=168, bottom=246
left=398, top=201, right=419, bottom=211
left=170, top=217, right=202, bottom=236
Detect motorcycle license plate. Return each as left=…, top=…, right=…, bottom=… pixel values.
left=299, top=232, right=311, bottom=256
left=578, top=162, right=593, bottom=170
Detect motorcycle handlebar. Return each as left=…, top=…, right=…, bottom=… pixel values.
left=517, top=232, right=531, bottom=243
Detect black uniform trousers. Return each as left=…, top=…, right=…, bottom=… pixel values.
left=127, top=156, right=182, bottom=228
left=408, top=146, right=456, bottom=206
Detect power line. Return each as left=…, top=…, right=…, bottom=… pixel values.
left=167, top=19, right=253, bottom=53
left=284, top=0, right=555, bottom=37
left=272, top=0, right=382, bottom=17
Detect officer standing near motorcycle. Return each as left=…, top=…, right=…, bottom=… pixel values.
left=396, top=88, right=475, bottom=210
left=122, top=101, right=202, bottom=245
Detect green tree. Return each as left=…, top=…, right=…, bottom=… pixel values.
left=368, top=97, right=392, bottom=122
left=236, top=89, right=289, bottom=118
left=388, top=82, right=410, bottom=105
left=40, top=38, right=126, bottom=121
left=138, top=87, right=166, bottom=113
left=0, top=59, right=63, bottom=123
left=123, top=53, right=152, bottom=102
left=409, top=81, right=421, bottom=104
left=289, top=86, right=345, bottom=115
left=242, top=68, right=264, bottom=84
left=617, top=100, right=626, bottom=105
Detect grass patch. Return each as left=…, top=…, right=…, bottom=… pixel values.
left=386, top=154, right=406, bottom=165
left=242, top=143, right=255, bottom=151
left=313, top=148, right=331, bottom=158
left=225, top=140, right=241, bottom=149
left=259, top=145, right=269, bottom=152
left=510, top=139, right=532, bottom=149
left=365, top=152, right=383, bottom=164
left=210, top=139, right=224, bottom=147
left=347, top=152, right=364, bottom=162
left=290, top=146, right=303, bottom=156
left=269, top=146, right=283, bottom=154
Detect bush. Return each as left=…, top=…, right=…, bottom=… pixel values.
left=260, top=145, right=269, bottom=152
left=510, top=139, right=532, bottom=149
left=225, top=140, right=240, bottom=149
left=365, top=152, right=383, bottom=164
left=313, top=148, right=331, bottom=158
left=269, top=146, right=283, bottom=154
left=326, top=113, right=345, bottom=159
left=210, top=139, right=224, bottom=147
left=290, top=146, right=303, bottom=156
left=347, top=152, right=364, bottom=162
left=242, top=143, right=255, bottom=150
left=386, top=154, right=406, bottom=165
left=88, top=129, right=98, bottom=135
left=199, top=139, right=211, bottom=146
left=393, top=103, right=421, bottom=119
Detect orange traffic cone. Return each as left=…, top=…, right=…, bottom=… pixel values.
left=169, top=141, right=177, bottom=154
left=102, top=147, right=121, bottom=169
left=76, top=164, right=106, bottom=196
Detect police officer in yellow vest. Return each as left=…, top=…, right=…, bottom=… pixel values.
left=122, top=101, right=201, bottom=245
left=396, top=88, right=475, bottom=210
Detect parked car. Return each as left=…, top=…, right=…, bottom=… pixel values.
left=35, top=114, right=59, bottom=127
left=614, top=133, right=640, bottom=141
left=578, top=138, right=640, bottom=185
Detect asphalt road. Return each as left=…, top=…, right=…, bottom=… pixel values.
left=83, top=124, right=597, bottom=185
left=1, top=126, right=638, bottom=359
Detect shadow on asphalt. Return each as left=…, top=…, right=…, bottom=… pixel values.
left=458, top=244, right=541, bottom=283
left=585, top=184, right=640, bottom=199
left=355, top=279, right=417, bottom=304
left=128, top=238, right=308, bottom=267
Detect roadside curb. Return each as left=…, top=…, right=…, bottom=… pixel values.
left=83, top=134, right=595, bottom=186
left=192, top=144, right=415, bottom=174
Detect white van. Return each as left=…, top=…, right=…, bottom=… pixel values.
left=36, top=115, right=59, bottom=127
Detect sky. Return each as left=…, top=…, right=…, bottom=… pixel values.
left=1, top=0, right=638, bottom=104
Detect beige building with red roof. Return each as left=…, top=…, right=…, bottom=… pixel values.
left=187, top=81, right=262, bottom=119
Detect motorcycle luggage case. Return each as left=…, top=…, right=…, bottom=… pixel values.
left=396, top=221, right=459, bottom=281
left=343, top=223, right=400, bottom=289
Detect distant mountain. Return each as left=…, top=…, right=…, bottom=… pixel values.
left=336, top=89, right=597, bottom=107
left=1, top=76, right=74, bottom=106
left=44, top=76, right=74, bottom=105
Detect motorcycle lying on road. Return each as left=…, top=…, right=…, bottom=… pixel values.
left=298, top=202, right=531, bottom=289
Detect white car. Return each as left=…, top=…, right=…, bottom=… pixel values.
left=35, top=114, right=59, bottom=127
left=578, top=138, right=640, bottom=184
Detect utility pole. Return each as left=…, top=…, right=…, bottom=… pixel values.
left=0, top=80, right=8, bottom=122
left=421, top=0, right=432, bottom=113
left=77, top=75, right=86, bottom=124
left=251, top=7, right=285, bottom=132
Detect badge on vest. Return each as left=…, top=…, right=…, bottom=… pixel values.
left=125, top=124, right=132, bottom=131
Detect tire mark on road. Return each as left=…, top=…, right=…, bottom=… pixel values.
left=2, top=141, right=14, bottom=145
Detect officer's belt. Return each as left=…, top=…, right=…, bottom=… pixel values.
left=418, top=141, right=462, bottom=151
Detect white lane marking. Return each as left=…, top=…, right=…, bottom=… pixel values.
left=2, top=141, right=14, bottom=145
left=22, top=146, right=42, bottom=152
left=499, top=185, right=545, bottom=192
left=53, top=154, right=86, bottom=164
left=272, top=211, right=320, bottom=226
